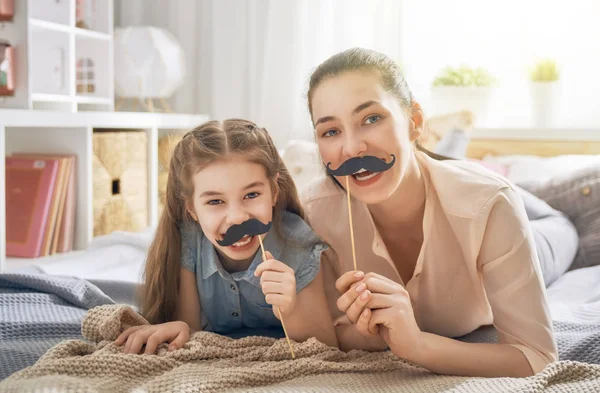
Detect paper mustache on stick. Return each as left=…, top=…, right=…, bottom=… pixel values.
left=325, top=154, right=395, bottom=272
left=326, top=154, right=396, bottom=177
left=216, top=218, right=272, bottom=247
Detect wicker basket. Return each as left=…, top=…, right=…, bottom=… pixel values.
left=93, top=131, right=148, bottom=236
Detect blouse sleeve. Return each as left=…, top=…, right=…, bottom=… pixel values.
left=478, top=187, right=558, bottom=374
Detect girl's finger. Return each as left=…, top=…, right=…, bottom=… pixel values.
left=259, top=270, right=290, bottom=285
left=115, top=326, right=144, bottom=345
left=126, top=329, right=154, bottom=354
left=264, top=293, right=287, bottom=308
left=169, top=330, right=190, bottom=351
left=261, top=281, right=286, bottom=295
left=255, top=259, right=293, bottom=276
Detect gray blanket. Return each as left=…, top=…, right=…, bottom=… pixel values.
left=1, top=272, right=600, bottom=383
left=0, top=274, right=115, bottom=380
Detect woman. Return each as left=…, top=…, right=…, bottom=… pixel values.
left=301, top=47, right=575, bottom=378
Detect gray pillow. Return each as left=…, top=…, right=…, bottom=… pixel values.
left=520, top=163, right=600, bottom=271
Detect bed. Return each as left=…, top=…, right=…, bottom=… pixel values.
left=1, top=137, right=599, bottom=391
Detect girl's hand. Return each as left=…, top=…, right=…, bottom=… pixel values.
left=255, top=251, right=297, bottom=317
left=336, top=271, right=425, bottom=359
left=115, top=321, right=190, bottom=355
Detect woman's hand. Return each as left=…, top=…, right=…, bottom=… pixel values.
left=255, top=251, right=297, bottom=317
left=336, top=271, right=425, bottom=359
left=115, top=321, right=190, bottom=355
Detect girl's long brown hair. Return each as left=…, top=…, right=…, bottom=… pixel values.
left=140, top=119, right=303, bottom=324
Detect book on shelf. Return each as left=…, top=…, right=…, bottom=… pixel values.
left=5, top=154, right=76, bottom=258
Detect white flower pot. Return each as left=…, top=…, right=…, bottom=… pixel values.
left=529, top=81, right=560, bottom=128
left=430, top=86, right=494, bottom=126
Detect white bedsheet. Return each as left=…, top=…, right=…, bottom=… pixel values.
left=546, top=264, right=600, bottom=325
left=18, top=228, right=155, bottom=284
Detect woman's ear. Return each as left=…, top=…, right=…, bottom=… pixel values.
left=409, top=102, right=425, bottom=142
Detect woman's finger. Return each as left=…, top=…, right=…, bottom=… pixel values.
left=346, top=290, right=371, bottom=323
left=363, top=275, right=403, bottom=295
left=335, top=270, right=365, bottom=294
left=356, top=308, right=377, bottom=336
left=366, top=293, right=400, bottom=309
left=336, top=281, right=366, bottom=313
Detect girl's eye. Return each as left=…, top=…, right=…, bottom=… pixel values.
left=322, top=129, right=339, bottom=138
left=245, top=192, right=260, bottom=199
left=364, top=115, right=381, bottom=125
left=207, top=199, right=223, bottom=205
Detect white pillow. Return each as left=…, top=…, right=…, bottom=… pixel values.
left=280, top=140, right=324, bottom=194
left=482, top=154, right=600, bottom=184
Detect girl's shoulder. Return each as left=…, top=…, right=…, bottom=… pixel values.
left=276, top=211, right=328, bottom=291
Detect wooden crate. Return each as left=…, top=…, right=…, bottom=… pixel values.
left=93, top=130, right=147, bottom=236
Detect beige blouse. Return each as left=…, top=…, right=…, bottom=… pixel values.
left=302, top=151, right=557, bottom=374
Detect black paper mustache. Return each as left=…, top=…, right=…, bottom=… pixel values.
left=326, top=154, right=396, bottom=177
left=216, top=218, right=272, bottom=247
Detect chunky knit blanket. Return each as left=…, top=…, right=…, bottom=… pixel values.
left=1, top=304, right=600, bottom=393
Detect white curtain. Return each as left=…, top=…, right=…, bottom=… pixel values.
left=115, top=0, right=402, bottom=148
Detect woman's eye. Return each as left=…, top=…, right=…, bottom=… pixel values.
left=322, top=129, right=339, bottom=138
left=364, top=115, right=381, bottom=125
left=207, top=199, right=223, bottom=205
left=245, top=192, right=260, bottom=199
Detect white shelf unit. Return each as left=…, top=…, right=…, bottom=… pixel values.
left=0, top=109, right=209, bottom=272
left=0, top=0, right=114, bottom=112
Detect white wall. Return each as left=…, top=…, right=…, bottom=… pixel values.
left=114, top=0, right=403, bottom=149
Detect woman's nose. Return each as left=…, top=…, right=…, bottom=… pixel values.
left=342, top=131, right=367, bottom=158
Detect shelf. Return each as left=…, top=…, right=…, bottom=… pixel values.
left=29, top=18, right=71, bottom=34
left=74, top=27, right=111, bottom=41
left=0, top=109, right=209, bottom=129
left=31, top=93, right=73, bottom=102
left=75, top=96, right=112, bottom=104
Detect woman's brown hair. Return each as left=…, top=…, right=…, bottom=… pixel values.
left=140, top=119, right=303, bottom=324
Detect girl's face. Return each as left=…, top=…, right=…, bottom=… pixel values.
left=311, top=70, right=422, bottom=205
left=189, top=154, right=276, bottom=264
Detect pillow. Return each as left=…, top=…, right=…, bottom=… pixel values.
left=519, top=163, right=600, bottom=271
left=468, top=159, right=509, bottom=177
left=281, top=140, right=324, bottom=193
left=482, top=154, right=600, bottom=184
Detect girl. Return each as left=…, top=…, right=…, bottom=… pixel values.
left=116, top=119, right=338, bottom=354
left=302, top=48, right=564, bottom=378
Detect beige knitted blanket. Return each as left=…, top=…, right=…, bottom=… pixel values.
left=1, top=305, right=600, bottom=393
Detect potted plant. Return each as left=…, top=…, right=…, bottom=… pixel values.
left=529, top=58, right=560, bottom=127
left=430, top=65, right=496, bottom=126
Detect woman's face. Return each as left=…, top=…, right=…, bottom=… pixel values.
left=311, top=70, right=421, bottom=205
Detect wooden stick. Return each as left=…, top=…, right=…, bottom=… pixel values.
left=258, top=235, right=295, bottom=359
left=346, top=176, right=357, bottom=272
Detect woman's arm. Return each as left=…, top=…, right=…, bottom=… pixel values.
left=176, top=267, right=203, bottom=332
left=278, top=265, right=339, bottom=348
left=407, top=333, right=533, bottom=377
